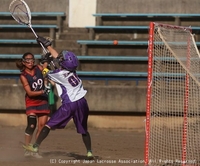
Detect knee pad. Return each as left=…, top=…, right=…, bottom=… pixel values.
left=25, top=115, right=37, bottom=135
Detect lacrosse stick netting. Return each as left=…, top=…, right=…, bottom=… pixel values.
left=9, top=0, right=47, bottom=53
left=9, top=0, right=30, bottom=25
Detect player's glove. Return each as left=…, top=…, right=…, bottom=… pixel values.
left=40, top=52, right=53, bottom=64
left=36, top=36, right=52, bottom=48
left=43, top=84, right=51, bottom=95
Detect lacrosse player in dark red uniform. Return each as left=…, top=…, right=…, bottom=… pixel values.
left=16, top=52, right=50, bottom=158
left=23, top=36, right=94, bottom=159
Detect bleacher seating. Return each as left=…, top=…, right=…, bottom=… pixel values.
left=0, top=12, right=66, bottom=17
left=77, top=40, right=149, bottom=55
left=0, top=53, right=147, bottom=85
left=74, top=13, right=200, bottom=84
left=2, top=54, right=197, bottom=61
left=2, top=12, right=200, bottom=85
left=92, top=13, right=200, bottom=17
left=0, top=24, right=58, bottom=39
left=77, top=40, right=148, bottom=45
left=77, top=56, right=148, bottom=61
left=0, top=12, right=67, bottom=83
left=0, top=39, right=37, bottom=44
left=85, top=25, right=149, bottom=39
left=0, top=54, right=148, bottom=61
left=86, top=25, right=149, bottom=30
left=0, top=54, right=41, bottom=59
left=0, top=12, right=66, bottom=34
left=93, top=13, right=200, bottom=26
left=0, top=11, right=66, bottom=43
left=85, top=25, right=200, bottom=40
left=77, top=39, right=200, bottom=55
left=0, top=69, right=147, bottom=85
left=0, top=52, right=148, bottom=85
left=77, top=40, right=200, bottom=46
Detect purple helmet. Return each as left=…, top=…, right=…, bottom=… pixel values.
left=59, top=50, right=79, bottom=71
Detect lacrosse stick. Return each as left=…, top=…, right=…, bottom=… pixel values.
left=9, top=0, right=58, bottom=70
left=9, top=0, right=48, bottom=54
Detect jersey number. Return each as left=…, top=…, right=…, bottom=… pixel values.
left=32, top=78, right=43, bottom=91
left=68, top=74, right=80, bottom=87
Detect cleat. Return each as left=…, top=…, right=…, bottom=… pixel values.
left=31, top=152, right=43, bottom=158
left=23, top=144, right=38, bottom=153
left=87, top=151, right=94, bottom=159
left=24, top=150, right=31, bottom=157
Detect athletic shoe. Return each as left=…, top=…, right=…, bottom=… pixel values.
left=24, top=150, right=31, bottom=157
left=23, top=144, right=38, bottom=153
left=87, top=151, right=94, bottom=159
left=31, top=152, right=43, bottom=158
left=23, top=144, right=33, bottom=157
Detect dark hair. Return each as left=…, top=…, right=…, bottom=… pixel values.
left=16, top=52, right=35, bottom=71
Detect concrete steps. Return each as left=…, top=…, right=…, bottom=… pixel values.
left=54, top=27, right=90, bottom=55
left=60, top=33, right=89, bottom=40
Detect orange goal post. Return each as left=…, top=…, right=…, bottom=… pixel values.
left=145, top=22, right=200, bottom=166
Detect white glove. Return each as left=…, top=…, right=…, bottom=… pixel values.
left=43, top=84, right=51, bottom=95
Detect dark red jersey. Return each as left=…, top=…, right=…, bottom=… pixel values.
left=21, top=65, right=48, bottom=107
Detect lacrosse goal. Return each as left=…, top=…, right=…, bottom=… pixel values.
left=145, top=22, right=200, bottom=166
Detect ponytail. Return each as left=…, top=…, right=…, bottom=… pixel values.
left=16, top=59, right=24, bottom=71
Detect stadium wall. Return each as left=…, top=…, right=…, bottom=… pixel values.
left=1, top=0, right=200, bottom=13
left=96, top=0, right=200, bottom=13
left=0, top=84, right=146, bottom=129
left=0, top=84, right=146, bottom=113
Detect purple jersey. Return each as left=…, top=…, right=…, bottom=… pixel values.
left=46, top=69, right=89, bottom=134
left=47, top=69, right=87, bottom=103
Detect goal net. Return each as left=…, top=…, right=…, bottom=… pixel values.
left=145, top=22, right=200, bottom=166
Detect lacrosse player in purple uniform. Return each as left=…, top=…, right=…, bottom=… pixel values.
left=23, top=36, right=93, bottom=159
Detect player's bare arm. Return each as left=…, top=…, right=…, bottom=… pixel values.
left=20, top=75, right=44, bottom=96
left=46, top=46, right=59, bottom=59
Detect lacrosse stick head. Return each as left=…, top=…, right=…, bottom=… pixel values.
left=58, top=50, right=79, bottom=71
left=9, top=0, right=31, bottom=25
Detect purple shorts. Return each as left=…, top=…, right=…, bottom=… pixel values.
left=46, top=97, right=89, bottom=134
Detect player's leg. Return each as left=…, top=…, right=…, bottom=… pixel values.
left=24, top=114, right=37, bottom=157
left=25, top=134, right=32, bottom=147
left=73, top=97, right=93, bottom=158
left=30, top=113, right=49, bottom=158
left=82, top=132, right=93, bottom=158
left=34, top=104, right=71, bottom=148
left=36, top=114, right=49, bottom=139
left=34, top=125, right=51, bottom=147
left=34, top=103, right=50, bottom=139
left=23, top=105, right=49, bottom=154
left=24, top=104, right=72, bottom=152
left=25, top=115, right=37, bottom=145
left=23, top=125, right=51, bottom=153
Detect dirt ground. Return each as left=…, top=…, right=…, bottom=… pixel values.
left=0, top=126, right=145, bottom=166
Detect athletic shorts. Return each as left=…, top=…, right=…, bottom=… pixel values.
left=46, top=97, right=89, bottom=134
left=26, top=103, right=50, bottom=116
